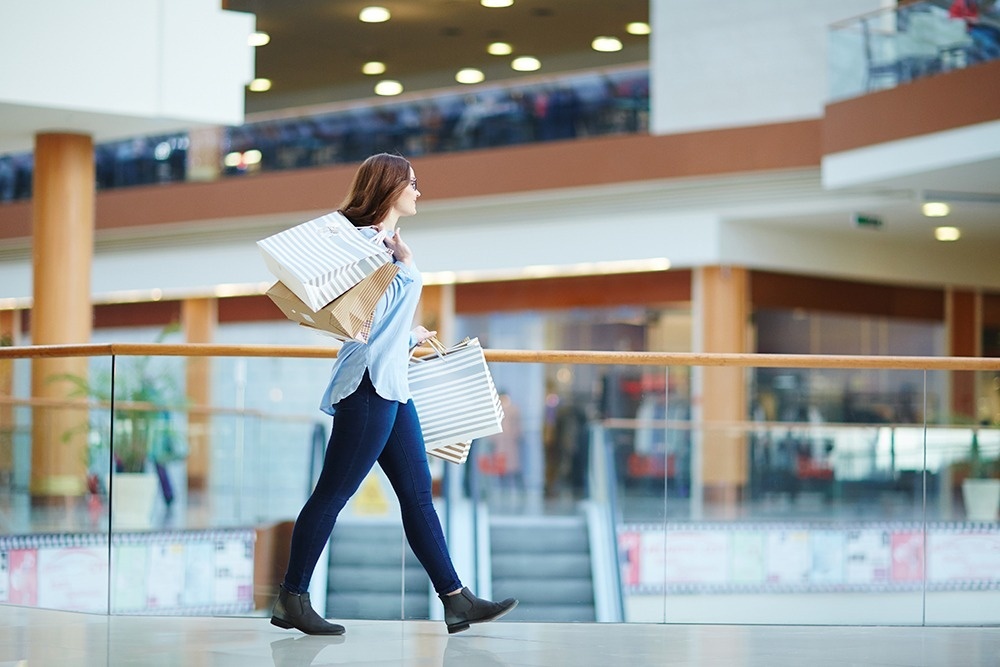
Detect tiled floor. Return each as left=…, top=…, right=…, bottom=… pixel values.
left=0, top=606, right=997, bottom=667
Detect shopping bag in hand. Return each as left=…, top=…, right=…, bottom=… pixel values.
left=408, top=337, right=504, bottom=463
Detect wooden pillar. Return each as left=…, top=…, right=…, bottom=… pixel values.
left=695, top=266, right=750, bottom=510
left=182, top=297, right=217, bottom=490
left=29, top=133, right=95, bottom=499
left=947, top=287, right=981, bottom=420
left=418, top=283, right=455, bottom=345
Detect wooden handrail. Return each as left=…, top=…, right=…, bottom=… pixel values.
left=0, top=343, right=998, bottom=371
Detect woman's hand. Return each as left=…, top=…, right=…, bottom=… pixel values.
left=384, top=229, right=413, bottom=266
left=412, top=325, right=437, bottom=345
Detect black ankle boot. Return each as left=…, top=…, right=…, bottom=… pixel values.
left=270, top=584, right=346, bottom=635
left=439, top=587, right=518, bottom=634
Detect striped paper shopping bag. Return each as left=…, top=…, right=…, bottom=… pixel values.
left=258, top=211, right=392, bottom=311
left=408, top=338, right=504, bottom=463
left=265, top=261, right=399, bottom=343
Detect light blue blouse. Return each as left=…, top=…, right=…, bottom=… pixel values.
left=319, top=227, right=422, bottom=415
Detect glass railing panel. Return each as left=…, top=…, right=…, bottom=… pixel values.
left=0, top=66, right=650, bottom=202
left=0, top=355, right=113, bottom=613
left=923, top=370, right=999, bottom=625
left=828, top=1, right=987, bottom=102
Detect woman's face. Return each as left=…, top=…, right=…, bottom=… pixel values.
left=391, top=169, right=420, bottom=220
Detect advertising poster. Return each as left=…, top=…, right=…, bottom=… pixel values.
left=664, top=530, right=729, bottom=585
left=8, top=549, right=38, bottom=605
left=212, top=538, right=255, bottom=606
left=766, top=530, right=810, bottom=586
left=147, top=541, right=186, bottom=609
left=845, top=529, right=891, bottom=584
left=730, top=531, right=766, bottom=585
left=37, top=547, right=108, bottom=612
left=927, top=531, right=1000, bottom=583
left=618, top=531, right=641, bottom=588
left=890, top=531, right=924, bottom=583
left=182, top=542, right=215, bottom=608
left=112, top=544, right=149, bottom=612
left=637, top=530, right=667, bottom=587
left=0, top=551, right=8, bottom=601
left=808, top=530, right=846, bottom=585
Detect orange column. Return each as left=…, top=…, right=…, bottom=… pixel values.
left=29, top=133, right=95, bottom=498
left=183, top=297, right=217, bottom=490
left=696, top=266, right=750, bottom=509
left=947, top=288, right=981, bottom=420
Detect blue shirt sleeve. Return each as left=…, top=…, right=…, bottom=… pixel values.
left=319, top=253, right=423, bottom=415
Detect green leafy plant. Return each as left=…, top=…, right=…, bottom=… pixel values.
left=966, top=428, right=999, bottom=480
left=55, top=325, right=188, bottom=474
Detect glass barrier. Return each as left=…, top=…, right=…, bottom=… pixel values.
left=0, top=350, right=997, bottom=627
left=829, top=0, right=998, bottom=102
left=0, top=65, right=649, bottom=203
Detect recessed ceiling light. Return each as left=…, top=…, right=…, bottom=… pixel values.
left=359, top=6, right=390, bottom=23
left=456, top=68, right=485, bottom=84
left=487, top=41, right=513, bottom=56
left=922, top=201, right=950, bottom=217
left=248, top=78, right=272, bottom=92
left=374, top=79, right=403, bottom=96
left=626, top=22, right=651, bottom=35
left=362, top=61, right=386, bottom=75
left=248, top=31, right=270, bottom=47
left=591, top=36, right=623, bottom=52
left=511, top=56, right=541, bottom=72
left=935, top=226, right=961, bottom=241
left=481, top=0, right=514, bottom=7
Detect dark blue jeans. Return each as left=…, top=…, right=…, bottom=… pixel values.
left=282, top=372, right=462, bottom=596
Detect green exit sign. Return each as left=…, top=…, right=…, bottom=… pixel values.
left=853, top=213, right=883, bottom=229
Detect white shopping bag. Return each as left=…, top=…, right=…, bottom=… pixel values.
left=408, top=338, right=504, bottom=463
left=265, top=261, right=399, bottom=343
left=258, top=211, right=392, bottom=311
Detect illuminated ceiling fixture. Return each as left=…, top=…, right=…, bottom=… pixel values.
left=922, top=201, right=950, bottom=217
left=248, top=78, right=272, bottom=92
left=591, top=36, right=623, bottom=52
left=511, top=56, right=540, bottom=72
left=359, top=6, right=390, bottom=23
left=627, top=22, right=651, bottom=35
left=362, top=61, right=386, bottom=75
left=248, top=31, right=270, bottom=47
left=481, top=0, right=514, bottom=7
left=487, top=41, right=513, bottom=56
left=456, top=68, right=485, bottom=84
left=934, top=226, right=961, bottom=241
left=374, top=79, right=403, bottom=96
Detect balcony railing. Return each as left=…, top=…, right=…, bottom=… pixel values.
left=829, top=0, right=997, bottom=102
left=0, top=65, right=649, bottom=203
left=0, top=343, right=998, bottom=625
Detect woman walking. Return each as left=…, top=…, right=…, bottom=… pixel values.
left=270, top=153, right=517, bottom=635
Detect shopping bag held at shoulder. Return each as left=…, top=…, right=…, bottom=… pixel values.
left=257, top=211, right=392, bottom=311
left=266, top=261, right=399, bottom=343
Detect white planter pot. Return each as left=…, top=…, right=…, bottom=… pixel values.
left=109, top=472, right=160, bottom=530
left=962, top=478, right=1000, bottom=522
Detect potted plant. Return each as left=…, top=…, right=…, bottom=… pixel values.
left=961, top=427, right=1000, bottom=522
left=57, top=325, right=188, bottom=527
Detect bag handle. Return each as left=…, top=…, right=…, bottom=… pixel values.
left=409, top=335, right=457, bottom=362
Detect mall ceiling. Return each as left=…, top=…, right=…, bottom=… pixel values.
left=223, top=0, right=651, bottom=113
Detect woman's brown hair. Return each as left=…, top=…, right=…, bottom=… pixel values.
left=338, top=153, right=412, bottom=227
